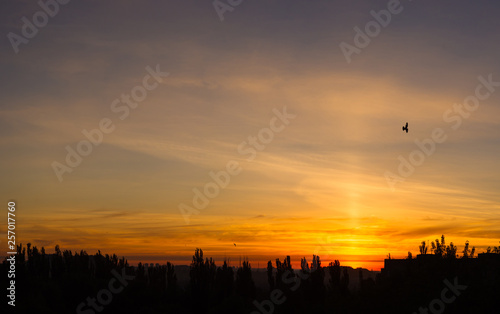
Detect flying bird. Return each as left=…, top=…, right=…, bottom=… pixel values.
left=402, top=122, right=408, bottom=133
left=233, top=243, right=236, bottom=247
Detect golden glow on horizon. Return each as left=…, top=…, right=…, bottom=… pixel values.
left=15, top=208, right=500, bottom=271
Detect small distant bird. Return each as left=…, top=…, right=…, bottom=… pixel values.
left=402, top=122, right=408, bottom=133
left=234, top=243, right=236, bottom=247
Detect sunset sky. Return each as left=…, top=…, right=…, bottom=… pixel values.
left=1, top=0, right=499, bottom=270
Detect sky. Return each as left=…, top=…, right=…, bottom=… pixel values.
left=1, top=0, right=499, bottom=270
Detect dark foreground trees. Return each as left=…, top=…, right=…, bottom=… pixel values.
left=1, top=238, right=499, bottom=313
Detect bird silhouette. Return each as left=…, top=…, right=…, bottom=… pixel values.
left=402, top=122, right=408, bottom=133
left=233, top=243, right=236, bottom=247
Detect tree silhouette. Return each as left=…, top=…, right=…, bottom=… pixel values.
left=300, top=256, right=310, bottom=274
left=431, top=235, right=446, bottom=257
left=328, top=260, right=341, bottom=294
left=300, top=256, right=311, bottom=298
left=275, top=256, right=293, bottom=291
left=235, top=259, right=255, bottom=299
left=2, top=239, right=499, bottom=313
left=215, top=259, right=233, bottom=301
left=189, top=248, right=216, bottom=311
left=267, top=260, right=274, bottom=290
left=462, top=240, right=476, bottom=258
left=310, top=255, right=325, bottom=303
left=445, top=241, right=457, bottom=259
left=166, top=261, right=177, bottom=294
left=419, top=241, right=428, bottom=254
left=493, top=242, right=500, bottom=254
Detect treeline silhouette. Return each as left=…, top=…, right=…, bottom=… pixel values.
left=1, top=236, right=499, bottom=313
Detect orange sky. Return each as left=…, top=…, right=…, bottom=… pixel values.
left=1, top=0, right=500, bottom=271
